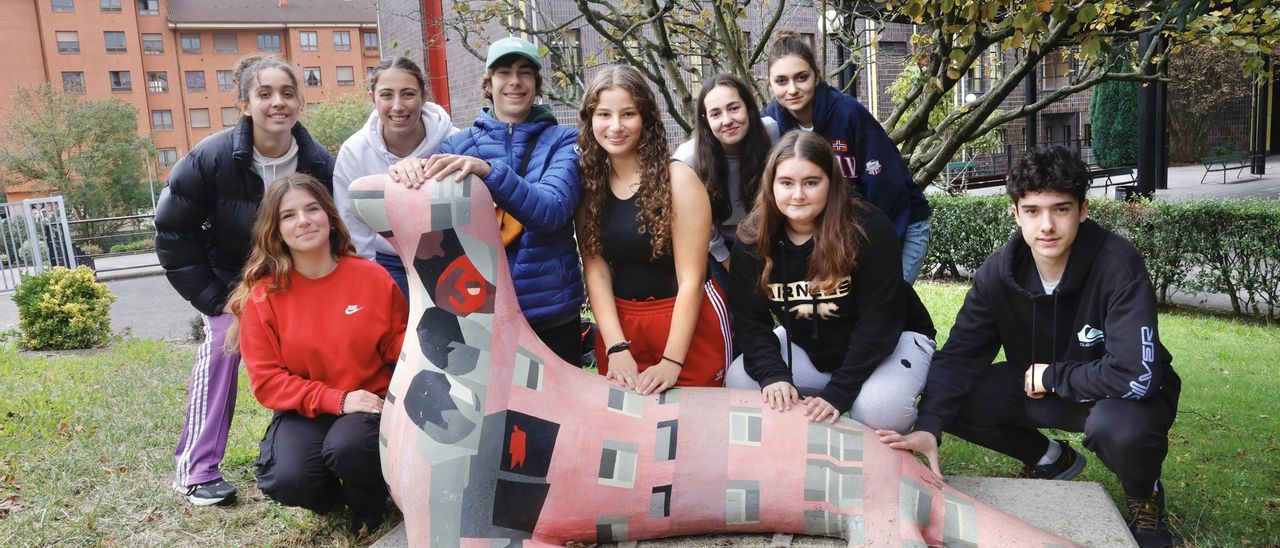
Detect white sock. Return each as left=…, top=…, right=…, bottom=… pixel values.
left=1036, top=440, right=1062, bottom=466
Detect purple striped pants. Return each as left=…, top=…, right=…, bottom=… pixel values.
left=173, top=313, right=241, bottom=488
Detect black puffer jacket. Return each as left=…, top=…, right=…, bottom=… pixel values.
left=155, top=119, right=334, bottom=316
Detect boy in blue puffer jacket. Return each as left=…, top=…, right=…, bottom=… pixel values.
left=389, top=37, right=584, bottom=365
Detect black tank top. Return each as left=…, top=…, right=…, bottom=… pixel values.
left=601, top=190, right=678, bottom=300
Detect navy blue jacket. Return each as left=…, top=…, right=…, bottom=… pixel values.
left=155, top=119, right=334, bottom=316
left=441, top=106, right=584, bottom=326
left=764, top=82, right=930, bottom=239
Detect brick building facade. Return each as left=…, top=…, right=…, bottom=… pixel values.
left=0, top=0, right=380, bottom=201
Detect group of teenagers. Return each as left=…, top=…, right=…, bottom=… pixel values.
left=153, top=32, right=1178, bottom=547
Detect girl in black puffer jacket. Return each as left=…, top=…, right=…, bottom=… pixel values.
left=154, top=55, right=334, bottom=506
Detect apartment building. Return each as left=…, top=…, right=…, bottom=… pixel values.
left=0, top=0, right=380, bottom=200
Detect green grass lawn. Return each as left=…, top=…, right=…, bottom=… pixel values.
left=1, top=281, right=1277, bottom=546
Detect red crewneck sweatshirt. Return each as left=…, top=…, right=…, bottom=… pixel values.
left=241, top=255, right=408, bottom=417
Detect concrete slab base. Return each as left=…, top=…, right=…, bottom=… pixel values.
left=371, top=476, right=1136, bottom=547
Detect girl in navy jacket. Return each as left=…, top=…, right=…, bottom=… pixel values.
left=762, top=33, right=933, bottom=283
left=155, top=55, right=334, bottom=506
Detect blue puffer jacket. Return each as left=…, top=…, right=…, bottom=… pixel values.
left=441, top=105, right=583, bottom=326
left=764, top=82, right=930, bottom=239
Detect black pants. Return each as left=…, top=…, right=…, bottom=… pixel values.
left=534, top=316, right=584, bottom=367
left=944, top=361, right=1179, bottom=498
left=254, top=411, right=387, bottom=518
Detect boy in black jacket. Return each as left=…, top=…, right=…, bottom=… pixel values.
left=878, top=147, right=1179, bottom=548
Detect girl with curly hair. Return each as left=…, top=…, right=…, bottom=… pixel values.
left=228, top=174, right=407, bottom=535
left=577, top=65, right=729, bottom=394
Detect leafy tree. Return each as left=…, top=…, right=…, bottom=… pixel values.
left=302, top=93, right=372, bottom=153
left=0, top=85, right=153, bottom=238
left=1165, top=44, right=1251, bottom=163
left=1088, top=53, right=1138, bottom=168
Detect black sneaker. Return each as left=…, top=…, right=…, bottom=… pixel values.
left=1018, top=439, right=1087, bottom=480
left=175, top=478, right=237, bottom=506
left=1127, top=481, right=1174, bottom=548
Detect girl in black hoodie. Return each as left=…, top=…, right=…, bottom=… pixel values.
left=726, top=131, right=935, bottom=431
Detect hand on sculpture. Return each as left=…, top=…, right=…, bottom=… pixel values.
left=605, top=350, right=639, bottom=391
left=761, top=381, right=800, bottom=411
left=388, top=157, right=432, bottom=189
left=636, top=360, right=680, bottom=396
left=420, top=154, right=492, bottom=183
left=1024, top=363, right=1049, bottom=399
left=801, top=396, right=840, bottom=424
left=342, top=390, right=385, bottom=415
left=877, top=429, right=943, bottom=480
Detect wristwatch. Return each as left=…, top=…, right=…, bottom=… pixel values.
left=606, top=340, right=631, bottom=355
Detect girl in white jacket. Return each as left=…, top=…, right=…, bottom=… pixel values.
left=333, top=57, right=459, bottom=294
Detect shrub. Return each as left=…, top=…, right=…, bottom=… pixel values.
left=78, top=243, right=103, bottom=256
left=11, top=266, right=116, bottom=349
left=107, top=238, right=155, bottom=254
left=924, top=195, right=1280, bottom=321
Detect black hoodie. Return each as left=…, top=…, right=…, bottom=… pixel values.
left=913, top=219, right=1180, bottom=443
left=728, top=207, right=936, bottom=413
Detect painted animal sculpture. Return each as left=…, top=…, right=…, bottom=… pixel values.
left=349, top=174, right=1080, bottom=548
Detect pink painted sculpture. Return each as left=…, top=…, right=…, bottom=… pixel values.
left=349, top=174, right=1080, bottom=547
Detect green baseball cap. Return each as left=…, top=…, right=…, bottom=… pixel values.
left=485, top=36, right=543, bottom=70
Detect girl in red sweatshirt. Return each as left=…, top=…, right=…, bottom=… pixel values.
left=228, top=174, right=407, bottom=536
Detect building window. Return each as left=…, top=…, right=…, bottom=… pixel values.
left=136, top=0, right=157, bottom=15
left=157, top=148, right=178, bottom=168
left=213, top=33, right=237, bottom=54
left=650, top=485, right=672, bottom=518
left=303, top=67, right=321, bottom=87
left=146, top=71, right=168, bottom=93
left=52, top=0, right=74, bottom=12
left=190, top=108, right=210, bottom=129
left=655, top=420, right=677, bottom=462
left=216, top=70, right=234, bottom=92
left=103, top=31, right=126, bottom=53
left=181, top=33, right=201, bottom=54
left=966, top=46, right=1005, bottom=96
left=1042, top=49, right=1071, bottom=90
left=944, top=495, right=980, bottom=546
left=803, top=509, right=849, bottom=537
left=335, top=66, right=355, bottom=86
left=362, top=31, right=379, bottom=52
left=658, top=389, right=680, bottom=405
left=549, top=29, right=583, bottom=93
left=606, top=386, right=642, bottom=417
left=805, top=460, right=861, bottom=509
left=596, top=516, right=629, bottom=543
left=99, top=0, right=120, bottom=12
left=185, top=71, right=206, bottom=92
left=598, top=440, right=637, bottom=488
left=729, top=407, right=762, bottom=445
left=512, top=350, right=542, bottom=390
left=157, top=150, right=179, bottom=168
left=55, top=31, right=79, bottom=54
left=257, top=33, right=281, bottom=53
left=899, top=477, right=933, bottom=527
left=151, top=109, right=173, bottom=131
left=109, top=71, right=131, bottom=92
left=221, top=107, right=240, bottom=127
left=62, top=72, right=85, bottom=94
left=142, top=33, right=163, bottom=54
left=365, top=66, right=376, bottom=82
left=726, top=480, right=761, bottom=524
left=333, top=30, right=351, bottom=51
left=808, top=423, right=862, bottom=461
left=299, top=31, right=318, bottom=52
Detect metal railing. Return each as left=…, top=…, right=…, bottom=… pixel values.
left=939, top=138, right=1097, bottom=192
left=0, top=197, right=77, bottom=293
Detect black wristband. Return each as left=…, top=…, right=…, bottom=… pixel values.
left=661, top=355, right=684, bottom=367
left=340, top=391, right=349, bottom=414
left=606, top=340, right=630, bottom=355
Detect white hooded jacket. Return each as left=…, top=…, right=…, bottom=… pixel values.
left=334, top=101, right=459, bottom=258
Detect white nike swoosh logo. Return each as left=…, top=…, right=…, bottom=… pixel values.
left=345, top=305, right=363, bottom=315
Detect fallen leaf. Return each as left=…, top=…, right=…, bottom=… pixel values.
left=0, top=495, right=19, bottom=519
left=1237, top=447, right=1247, bottom=456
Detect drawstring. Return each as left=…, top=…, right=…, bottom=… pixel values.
left=778, top=236, right=795, bottom=374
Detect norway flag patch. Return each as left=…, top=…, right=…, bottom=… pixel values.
left=831, top=139, right=849, bottom=153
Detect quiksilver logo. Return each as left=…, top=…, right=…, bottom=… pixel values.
left=1077, top=324, right=1104, bottom=347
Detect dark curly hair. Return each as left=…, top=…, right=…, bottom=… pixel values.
left=1006, top=146, right=1090, bottom=206
left=577, top=65, right=673, bottom=260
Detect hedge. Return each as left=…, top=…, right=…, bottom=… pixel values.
left=923, top=195, right=1280, bottom=321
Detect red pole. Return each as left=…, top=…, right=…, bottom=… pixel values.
left=423, top=0, right=451, bottom=114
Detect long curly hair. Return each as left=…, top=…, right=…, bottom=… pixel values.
left=693, top=73, right=773, bottom=225
left=737, top=131, right=869, bottom=294
left=224, top=174, right=357, bottom=350
left=577, top=65, right=673, bottom=260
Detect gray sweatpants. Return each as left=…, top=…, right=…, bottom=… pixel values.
left=726, top=327, right=934, bottom=433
